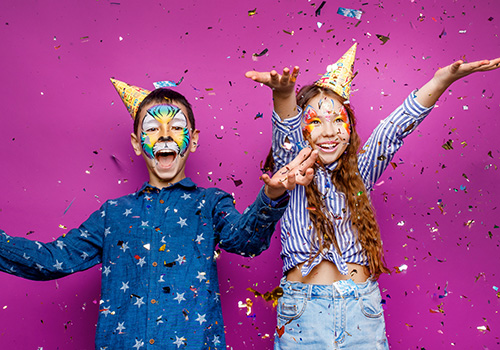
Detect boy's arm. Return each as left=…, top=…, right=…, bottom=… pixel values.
left=214, top=148, right=317, bottom=256
left=245, top=66, right=300, bottom=120
left=0, top=206, right=104, bottom=280
left=415, top=58, right=500, bottom=107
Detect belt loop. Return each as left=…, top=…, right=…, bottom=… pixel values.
left=307, top=284, right=312, bottom=301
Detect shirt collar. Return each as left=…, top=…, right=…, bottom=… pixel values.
left=137, top=177, right=197, bottom=196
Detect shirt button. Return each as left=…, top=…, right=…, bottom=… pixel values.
left=149, top=339, right=155, bottom=344
left=152, top=262, right=158, bottom=267
left=151, top=299, right=156, bottom=304
left=159, top=199, right=164, bottom=204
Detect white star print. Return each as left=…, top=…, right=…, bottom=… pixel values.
left=134, top=297, right=145, bottom=308
left=120, top=242, right=129, bottom=252
left=164, top=206, right=170, bottom=213
left=116, top=321, right=125, bottom=333
left=195, top=313, right=207, bottom=325
left=181, top=193, right=191, bottom=200
left=120, top=281, right=129, bottom=292
left=196, top=271, right=206, bottom=282
left=36, top=263, right=44, bottom=271
left=212, top=335, right=221, bottom=346
left=195, top=234, right=205, bottom=244
left=137, top=257, right=146, bottom=267
left=101, top=211, right=106, bottom=217
left=109, top=200, right=118, bottom=205
left=56, top=240, right=66, bottom=250
left=177, top=217, right=188, bottom=228
left=101, top=306, right=111, bottom=317
left=197, top=201, right=205, bottom=209
left=103, top=266, right=111, bottom=276
left=104, top=227, right=111, bottom=236
left=174, top=293, right=186, bottom=303
left=123, top=208, right=132, bottom=216
left=156, top=315, right=164, bottom=324
left=80, top=229, right=89, bottom=238
left=144, top=195, right=152, bottom=201
left=175, top=255, right=186, bottom=265
left=81, top=252, right=89, bottom=260
left=173, top=336, right=186, bottom=348
left=53, top=260, right=63, bottom=270
left=158, top=274, right=165, bottom=282
left=23, top=253, right=30, bottom=260
left=133, top=339, right=144, bottom=349
left=35, top=241, right=42, bottom=249
left=140, top=221, right=148, bottom=227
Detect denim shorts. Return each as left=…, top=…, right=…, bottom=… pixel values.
left=274, top=277, right=388, bottom=349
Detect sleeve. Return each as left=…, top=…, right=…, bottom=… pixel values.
left=271, top=107, right=308, bottom=170
left=211, top=186, right=289, bottom=257
left=0, top=204, right=105, bottom=281
left=357, top=91, right=434, bottom=191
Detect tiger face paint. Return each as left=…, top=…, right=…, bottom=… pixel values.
left=301, top=94, right=351, bottom=165
left=140, top=104, right=191, bottom=165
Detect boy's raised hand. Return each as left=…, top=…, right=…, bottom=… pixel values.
left=416, top=57, right=500, bottom=107
left=263, top=148, right=318, bottom=200
left=245, top=66, right=300, bottom=120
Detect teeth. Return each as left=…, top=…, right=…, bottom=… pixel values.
left=320, top=143, right=337, bottom=149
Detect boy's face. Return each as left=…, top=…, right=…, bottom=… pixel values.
left=131, top=101, right=199, bottom=188
left=302, top=93, right=350, bottom=165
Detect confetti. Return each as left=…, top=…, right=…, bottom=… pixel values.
left=248, top=8, right=257, bottom=16
left=315, top=1, right=326, bottom=16
left=254, top=112, right=263, bottom=120
left=247, top=286, right=284, bottom=307
left=253, top=48, right=268, bottom=57
left=337, top=7, right=362, bottom=20
left=442, top=139, right=453, bottom=150
left=376, top=34, right=390, bottom=44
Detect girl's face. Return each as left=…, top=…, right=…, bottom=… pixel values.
left=302, top=93, right=351, bottom=165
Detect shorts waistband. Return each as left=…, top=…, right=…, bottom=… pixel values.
left=279, top=276, right=379, bottom=299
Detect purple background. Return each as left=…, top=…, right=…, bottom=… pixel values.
left=1, top=0, right=499, bottom=348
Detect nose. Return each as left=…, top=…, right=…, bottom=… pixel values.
left=322, top=121, right=336, bottom=137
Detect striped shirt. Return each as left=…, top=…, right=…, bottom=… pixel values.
left=272, top=92, right=434, bottom=276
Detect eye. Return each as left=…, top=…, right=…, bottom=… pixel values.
left=334, top=117, right=344, bottom=123
left=311, top=120, right=321, bottom=125
left=145, top=126, right=158, bottom=132
left=171, top=126, right=184, bottom=131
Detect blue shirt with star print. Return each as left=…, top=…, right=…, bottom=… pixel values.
left=0, top=178, right=288, bottom=349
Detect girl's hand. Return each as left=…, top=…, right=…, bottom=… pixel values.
left=434, top=58, right=500, bottom=87
left=245, top=66, right=300, bottom=98
left=263, top=148, right=318, bottom=200
left=416, top=57, right=500, bottom=107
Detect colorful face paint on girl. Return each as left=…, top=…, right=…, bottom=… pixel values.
left=140, top=104, right=191, bottom=160
left=302, top=97, right=351, bottom=136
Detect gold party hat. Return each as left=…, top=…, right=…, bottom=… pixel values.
left=110, top=78, right=151, bottom=119
left=315, top=43, right=357, bottom=100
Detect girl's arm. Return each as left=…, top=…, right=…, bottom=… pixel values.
left=245, top=66, right=300, bottom=120
left=415, top=58, right=500, bottom=107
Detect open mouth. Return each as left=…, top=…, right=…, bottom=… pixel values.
left=317, top=142, right=338, bottom=153
left=154, top=149, right=177, bottom=168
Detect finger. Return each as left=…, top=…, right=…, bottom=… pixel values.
left=290, top=66, right=300, bottom=82
left=281, top=67, right=291, bottom=85
left=285, top=168, right=297, bottom=190
left=296, top=168, right=315, bottom=186
left=261, top=173, right=273, bottom=186
left=270, top=70, right=280, bottom=85
left=282, top=148, right=313, bottom=171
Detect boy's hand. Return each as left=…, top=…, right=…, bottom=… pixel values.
left=416, top=57, right=500, bottom=108
left=245, top=66, right=300, bottom=97
left=245, top=66, right=300, bottom=120
left=262, top=148, right=318, bottom=200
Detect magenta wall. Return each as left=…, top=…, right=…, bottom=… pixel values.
left=1, top=0, right=499, bottom=348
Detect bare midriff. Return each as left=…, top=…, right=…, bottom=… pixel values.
left=286, top=260, right=370, bottom=284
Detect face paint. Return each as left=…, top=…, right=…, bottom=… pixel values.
left=140, top=105, right=191, bottom=162
left=302, top=106, right=321, bottom=134
left=302, top=97, right=350, bottom=136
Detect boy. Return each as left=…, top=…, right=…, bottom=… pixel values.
left=0, top=79, right=317, bottom=349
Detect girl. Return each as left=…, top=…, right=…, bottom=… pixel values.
left=246, top=44, right=500, bottom=349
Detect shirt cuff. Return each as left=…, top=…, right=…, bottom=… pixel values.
left=260, top=189, right=290, bottom=208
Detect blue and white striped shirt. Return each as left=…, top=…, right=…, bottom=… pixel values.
left=272, top=92, right=434, bottom=276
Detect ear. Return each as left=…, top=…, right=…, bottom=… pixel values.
left=189, top=129, right=200, bottom=153
left=130, top=133, right=142, bottom=156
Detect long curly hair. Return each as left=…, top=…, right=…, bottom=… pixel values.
left=265, top=84, right=390, bottom=278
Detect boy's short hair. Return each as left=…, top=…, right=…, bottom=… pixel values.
left=134, top=88, right=195, bottom=134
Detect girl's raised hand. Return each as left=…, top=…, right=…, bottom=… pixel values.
left=245, top=66, right=300, bottom=97
left=435, top=58, right=500, bottom=86
left=263, top=148, right=318, bottom=200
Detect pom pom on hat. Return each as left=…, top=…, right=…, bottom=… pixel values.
left=110, top=78, right=151, bottom=119
left=315, top=43, right=357, bottom=100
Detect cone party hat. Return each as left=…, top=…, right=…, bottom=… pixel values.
left=315, top=43, right=357, bottom=100
left=110, top=78, right=151, bottom=119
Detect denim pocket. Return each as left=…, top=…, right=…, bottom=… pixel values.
left=359, top=288, right=383, bottom=318
left=277, top=292, right=307, bottom=321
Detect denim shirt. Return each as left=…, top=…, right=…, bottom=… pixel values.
left=0, top=178, right=288, bottom=349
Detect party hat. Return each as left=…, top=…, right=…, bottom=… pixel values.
left=315, top=43, right=357, bottom=100
left=110, top=78, right=151, bottom=119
